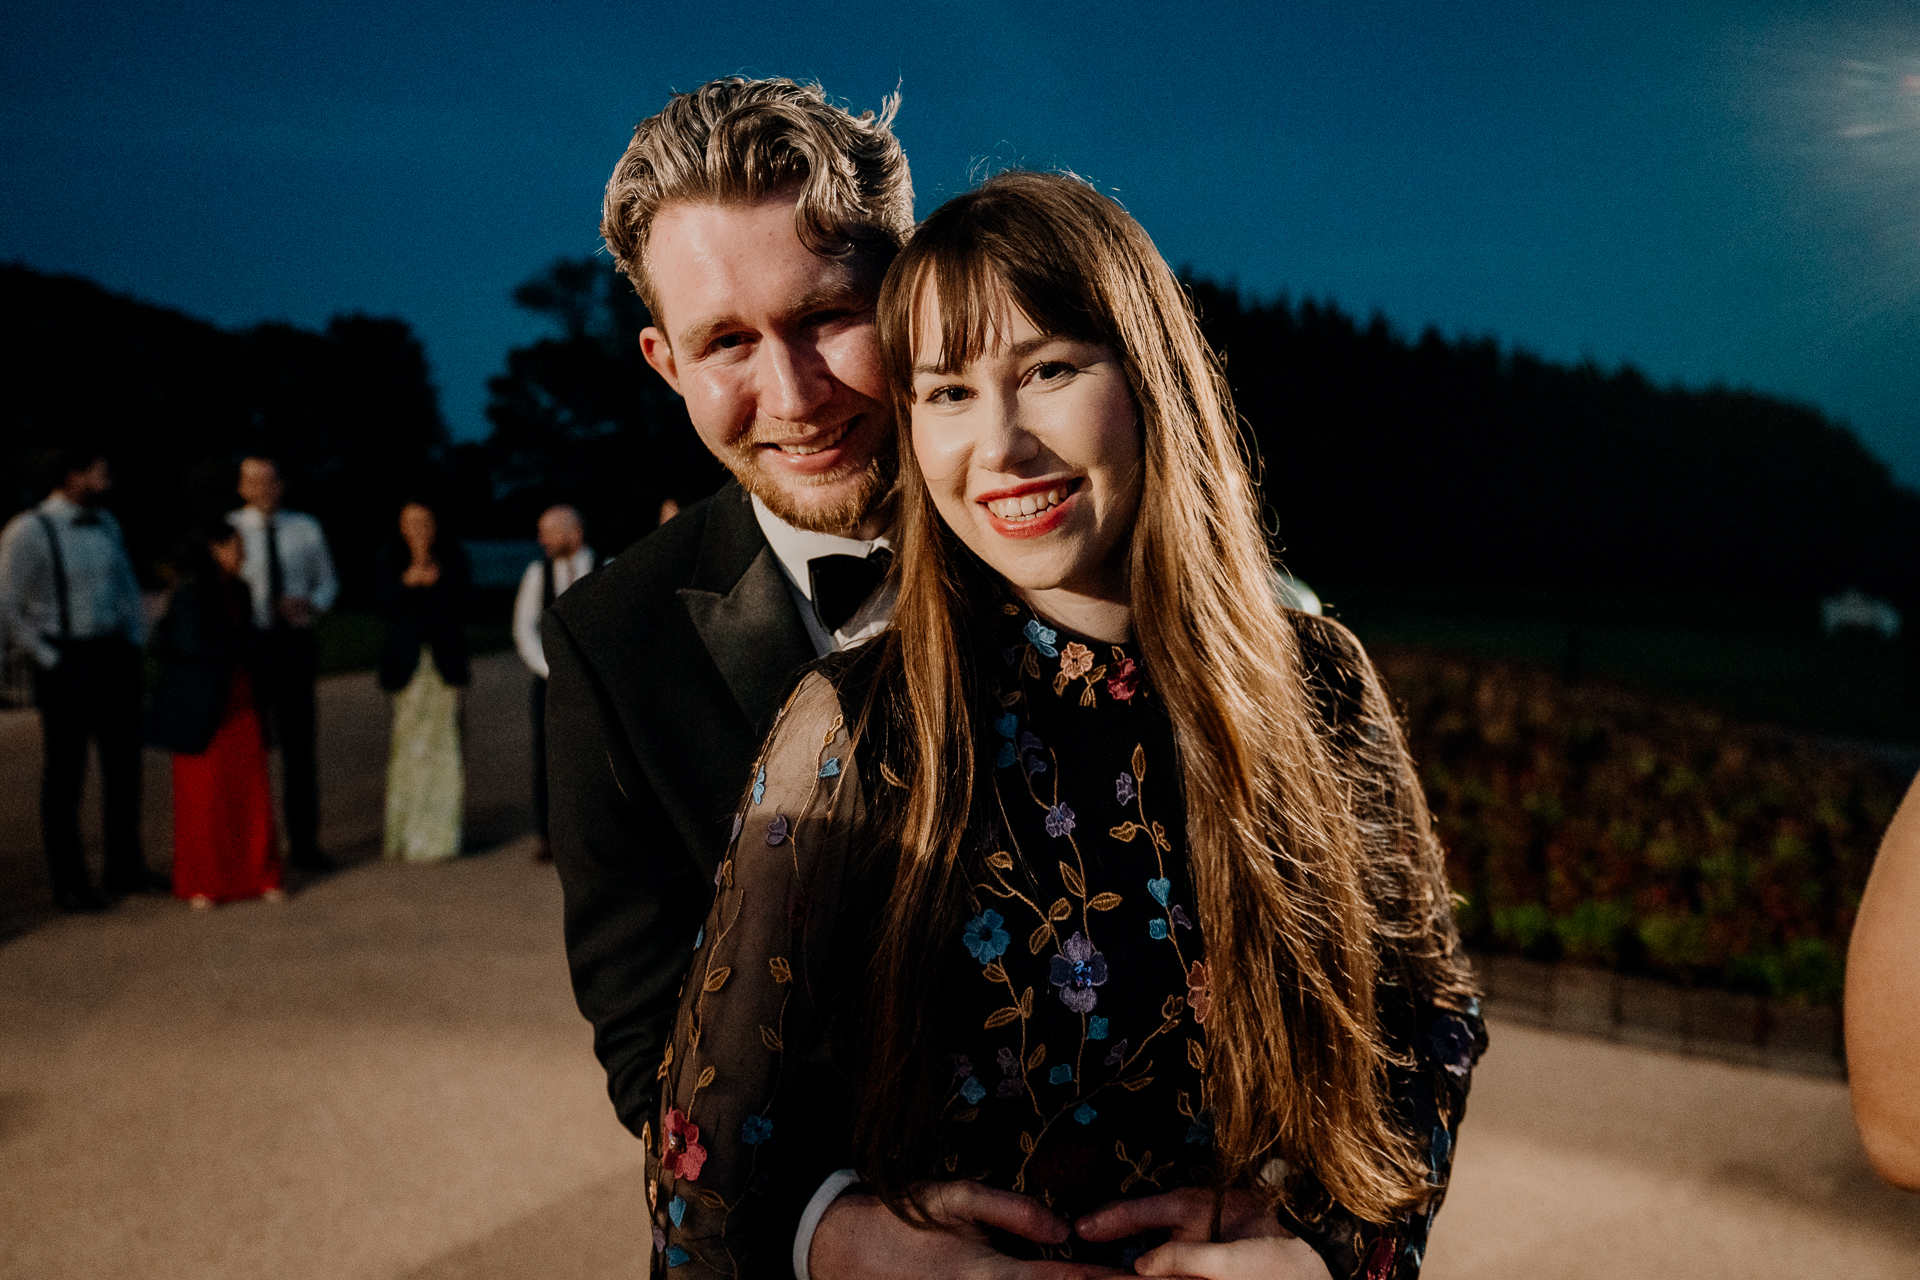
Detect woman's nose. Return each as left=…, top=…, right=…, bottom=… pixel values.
left=977, top=397, right=1040, bottom=472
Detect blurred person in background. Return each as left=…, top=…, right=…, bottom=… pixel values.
left=146, top=518, right=282, bottom=909
left=230, top=455, right=338, bottom=873
left=512, top=504, right=595, bottom=862
left=1847, top=770, right=1920, bottom=1192
left=0, top=446, right=158, bottom=912
left=376, top=500, right=470, bottom=863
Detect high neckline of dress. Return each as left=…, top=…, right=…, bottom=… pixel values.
left=994, top=601, right=1149, bottom=708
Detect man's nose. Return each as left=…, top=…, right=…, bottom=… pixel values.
left=756, top=337, right=833, bottom=423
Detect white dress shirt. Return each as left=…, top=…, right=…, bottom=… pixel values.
left=0, top=494, right=146, bottom=667
left=750, top=495, right=896, bottom=658
left=513, top=547, right=596, bottom=679
left=228, top=506, right=339, bottom=630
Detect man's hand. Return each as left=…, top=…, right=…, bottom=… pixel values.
left=1075, top=1188, right=1331, bottom=1280
left=811, top=1182, right=1126, bottom=1280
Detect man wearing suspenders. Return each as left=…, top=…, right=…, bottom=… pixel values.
left=511, top=504, right=595, bottom=862
left=0, top=448, right=157, bottom=912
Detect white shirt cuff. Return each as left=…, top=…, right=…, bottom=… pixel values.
left=793, top=1167, right=861, bottom=1280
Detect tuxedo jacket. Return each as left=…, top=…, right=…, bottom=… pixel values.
left=542, top=481, right=817, bottom=1136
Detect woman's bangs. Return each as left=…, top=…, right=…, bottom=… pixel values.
left=913, top=235, right=1111, bottom=374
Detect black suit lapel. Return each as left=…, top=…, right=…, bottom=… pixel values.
left=677, top=485, right=816, bottom=729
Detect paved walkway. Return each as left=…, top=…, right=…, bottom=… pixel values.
left=1, top=657, right=1914, bottom=1277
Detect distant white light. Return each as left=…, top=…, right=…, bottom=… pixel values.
left=1820, top=588, right=1902, bottom=639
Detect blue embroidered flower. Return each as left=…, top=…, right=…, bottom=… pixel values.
left=995, top=712, right=1019, bottom=739
left=741, top=1115, right=774, bottom=1145
left=1431, top=1015, right=1475, bottom=1078
left=1467, top=996, right=1482, bottom=1019
left=1429, top=1124, right=1453, bottom=1175
left=1116, top=771, right=1136, bottom=805
left=1073, top=1103, right=1097, bottom=1125
left=1048, top=1063, right=1073, bottom=1086
left=960, top=1075, right=986, bottom=1105
left=667, top=1245, right=690, bottom=1267
left=1049, top=931, right=1108, bottom=1012
left=694, top=927, right=704, bottom=948
left=963, top=909, right=1011, bottom=962
left=818, top=757, right=840, bottom=778
left=766, top=813, right=790, bottom=846
left=1044, top=803, right=1076, bottom=838
left=1147, top=877, right=1170, bottom=906
left=1186, top=1120, right=1212, bottom=1145
left=752, top=767, right=765, bottom=805
left=1148, top=918, right=1168, bottom=941
left=1023, top=618, right=1059, bottom=657
left=996, top=742, right=1018, bottom=768
left=669, top=1196, right=686, bottom=1227
left=1088, top=1016, right=1109, bottom=1041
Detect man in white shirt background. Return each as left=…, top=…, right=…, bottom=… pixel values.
left=229, top=455, right=338, bottom=872
left=0, top=447, right=159, bottom=912
left=512, top=504, right=594, bottom=862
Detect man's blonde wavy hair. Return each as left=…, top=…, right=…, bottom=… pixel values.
left=601, top=77, right=915, bottom=325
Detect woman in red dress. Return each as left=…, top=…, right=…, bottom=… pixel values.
left=146, top=519, right=281, bottom=908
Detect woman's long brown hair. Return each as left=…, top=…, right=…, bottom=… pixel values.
left=854, top=170, right=1474, bottom=1224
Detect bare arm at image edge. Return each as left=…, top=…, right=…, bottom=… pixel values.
left=1847, top=768, right=1920, bottom=1191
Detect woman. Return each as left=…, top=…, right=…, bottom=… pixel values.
left=147, top=518, right=281, bottom=908
left=652, top=173, right=1484, bottom=1280
left=376, top=501, right=470, bottom=863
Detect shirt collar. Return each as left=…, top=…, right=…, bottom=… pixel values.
left=750, top=495, right=893, bottom=602
left=42, top=493, right=81, bottom=519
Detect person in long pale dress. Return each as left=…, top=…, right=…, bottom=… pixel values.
left=145, top=520, right=282, bottom=907
left=375, top=502, right=470, bottom=862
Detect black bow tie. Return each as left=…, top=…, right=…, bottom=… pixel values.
left=69, top=511, right=102, bottom=527
left=808, top=548, right=894, bottom=634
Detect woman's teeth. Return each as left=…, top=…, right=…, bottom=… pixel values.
left=775, top=422, right=850, bottom=455
left=986, top=486, right=1070, bottom=519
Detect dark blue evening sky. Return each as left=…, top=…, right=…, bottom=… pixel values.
left=5, top=1, right=1918, bottom=482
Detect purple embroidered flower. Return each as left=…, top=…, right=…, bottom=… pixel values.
left=654, top=1226, right=667, bottom=1254
left=1104, top=1037, right=1129, bottom=1067
left=1023, top=618, right=1060, bottom=657
left=963, top=909, right=1011, bottom=963
left=1044, top=803, right=1076, bottom=838
left=1430, top=1015, right=1475, bottom=1077
left=731, top=812, right=744, bottom=843
left=1019, top=730, right=1048, bottom=777
left=996, top=1047, right=1020, bottom=1076
left=952, top=1053, right=973, bottom=1079
left=1116, top=771, right=1136, bottom=805
left=996, top=1077, right=1026, bottom=1098
left=766, top=813, right=790, bottom=846
left=1171, top=904, right=1193, bottom=930
left=1049, top=931, right=1108, bottom=1012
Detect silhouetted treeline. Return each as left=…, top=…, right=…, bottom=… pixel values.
left=478, top=258, right=724, bottom=554
left=0, top=263, right=467, bottom=603
left=1185, top=279, right=1920, bottom=606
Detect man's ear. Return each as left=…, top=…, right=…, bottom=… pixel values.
left=640, top=328, right=682, bottom=395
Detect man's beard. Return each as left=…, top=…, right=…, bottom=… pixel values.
left=723, top=435, right=897, bottom=537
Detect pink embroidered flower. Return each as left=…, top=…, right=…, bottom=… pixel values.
left=1059, top=641, right=1094, bottom=680
left=1106, top=656, right=1139, bottom=702
left=1185, top=960, right=1211, bottom=1025
left=661, top=1108, right=708, bottom=1182
left=1362, top=1232, right=1398, bottom=1279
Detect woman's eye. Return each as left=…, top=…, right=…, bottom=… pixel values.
left=922, top=384, right=971, bottom=405
left=1030, top=360, right=1077, bottom=383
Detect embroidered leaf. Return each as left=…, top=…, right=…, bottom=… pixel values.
left=945, top=1154, right=959, bottom=1172
left=1087, top=665, right=1108, bottom=684
left=1019, top=1132, right=1036, bottom=1155
left=1109, top=822, right=1139, bottom=843
left=1186, top=1039, right=1206, bottom=1070
left=1176, top=1089, right=1194, bottom=1119
left=1047, top=896, right=1073, bottom=921
left=998, top=688, right=1022, bottom=707
left=662, top=1043, right=674, bottom=1069
left=1132, top=745, right=1146, bottom=780
left=1088, top=892, right=1123, bottom=911
left=1019, top=986, right=1034, bottom=1016
left=657, top=1059, right=670, bottom=1080
left=954, top=1108, right=979, bottom=1123
left=1161, top=1016, right=1182, bottom=1035
left=1029, top=922, right=1054, bottom=953
left=1021, top=648, right=1040, bottom=678
left=1079, top=685, right=1096, bottom=708
left=768, top=957, right=791, bottom=984
left=1052, top=671, right=1071, bottom=697
left=1150, top=821, right=1169, bottom=851
left=1161, top=994, right=1186, bottom=1019
left=721, top=859, right=733, bottom=888
left=1121, top=1076, right=1155, bottom=1092
left=1060, top=863, right=1086, bottom=898
left=698, top=1189, right=727, bottom=1209
left=984, top=1006, right=1022, bottom=1029
left=983, top=961, right=1008, bottom=985
left=696, top=1065, right=716, bottom=1089
left=760, top=1025, right=784, bottom=1051
left=988, top=850, right=1015, bottom=870
left=1003, top=602, right=1022, bottom=616
left=703, top=966, right=731, bottom=992
left=1012, top=1172, right=1026, bottom=1193
left=1120, top=1170, right=1141, bottom=1194
left=1027, top=1044, right=1046, bottom=1071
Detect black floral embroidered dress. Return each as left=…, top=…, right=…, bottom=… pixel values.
left=649, top=608, right=1485, bottom=1280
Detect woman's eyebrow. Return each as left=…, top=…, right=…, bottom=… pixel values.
left=912, top=335, right=1069, bottom=375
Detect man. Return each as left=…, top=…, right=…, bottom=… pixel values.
left=552, top=77, right=1111, bottom=1279
left=229, top=456, right=337, bottom=872
left=511, top=504, right=595, bottom=862
left=0, top=448, right=158, bottom=911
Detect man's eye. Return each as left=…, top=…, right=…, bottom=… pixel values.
left=711, top=333, right=749, bottom=352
